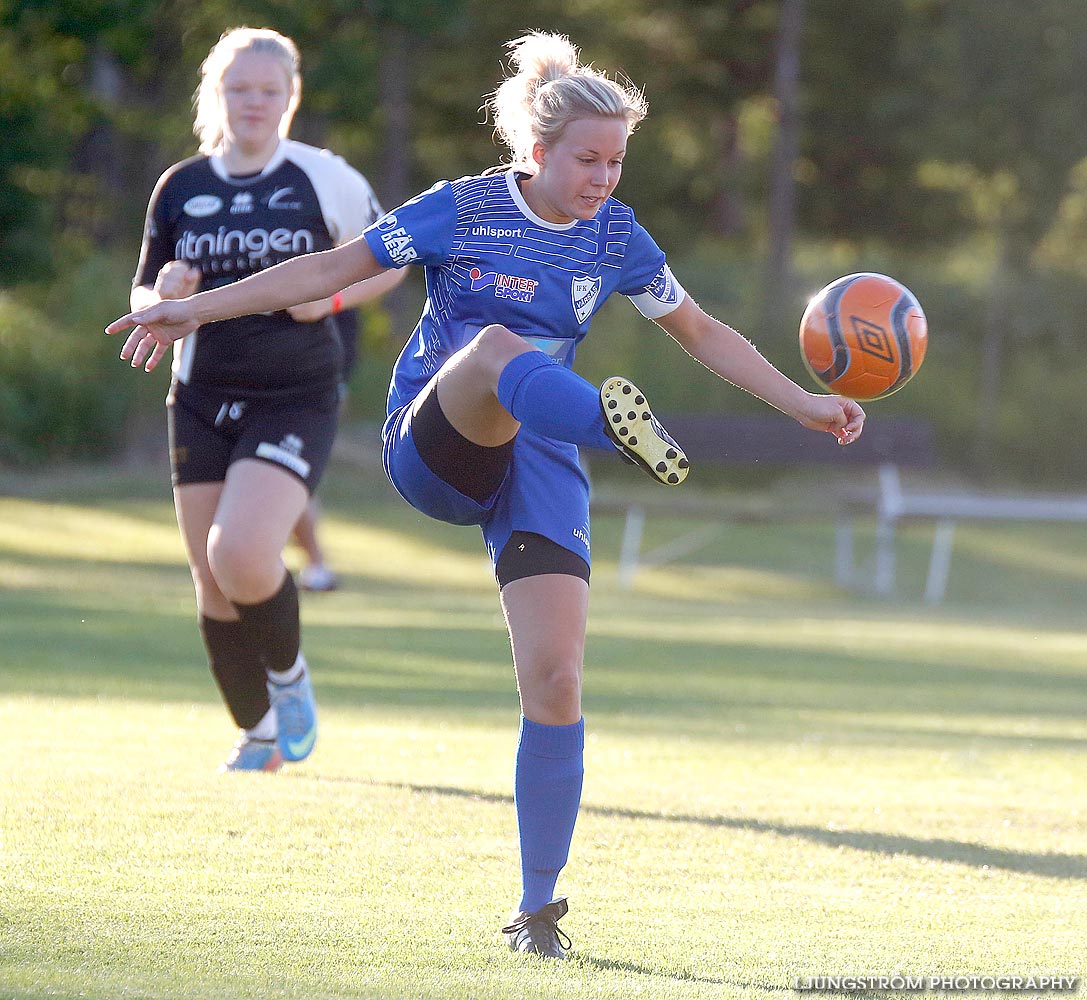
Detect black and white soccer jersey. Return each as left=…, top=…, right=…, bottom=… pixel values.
left=134, top=139, right=382, bottom=395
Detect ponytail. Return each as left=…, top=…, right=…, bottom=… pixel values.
left=486, top=31, right=647, bottom=167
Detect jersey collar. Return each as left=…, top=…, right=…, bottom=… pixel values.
left=504, top=170, right=581, bottom=231
left=209, top=139, right=291, bottom=183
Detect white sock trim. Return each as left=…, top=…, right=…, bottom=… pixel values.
left=245, top=707, right=278, bottom=742
left=267, top=650, right=306, bottom=687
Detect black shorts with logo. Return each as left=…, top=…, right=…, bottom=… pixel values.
left=168, top=382, right=340, bottom=494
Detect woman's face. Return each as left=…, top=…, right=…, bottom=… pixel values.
left=220, top=50, right=292, bottom=154
left=527, top=116, right=629, bottom=224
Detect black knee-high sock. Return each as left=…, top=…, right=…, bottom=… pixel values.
left=234, top=571, right=301, bottom=676
left=199, top=615, right=270, bottom=730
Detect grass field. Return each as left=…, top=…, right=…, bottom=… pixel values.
left=1, top=458, right=1085, bottom=1000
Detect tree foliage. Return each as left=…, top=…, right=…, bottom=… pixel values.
left=3, top=0, right=1087, bottom=481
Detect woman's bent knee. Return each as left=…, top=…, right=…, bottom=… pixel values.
left=469, top=324, right=531, bottom=373
left=206, top=526, right=283, bottom=603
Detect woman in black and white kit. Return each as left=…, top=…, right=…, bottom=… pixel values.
left=130, top=26, right=403, bottom=771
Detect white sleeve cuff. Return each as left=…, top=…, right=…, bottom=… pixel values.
left=627, top=264, right=686, bottom=319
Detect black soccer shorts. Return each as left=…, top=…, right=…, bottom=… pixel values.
left=167, top=382, right=340, bottom=494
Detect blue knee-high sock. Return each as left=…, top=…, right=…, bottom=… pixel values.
left=514, top=716, right=585, bottom=913
left=496, top=351, right=613, bottom=450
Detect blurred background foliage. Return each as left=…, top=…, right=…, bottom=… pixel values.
left=2, top=0, right=1087, bottom=483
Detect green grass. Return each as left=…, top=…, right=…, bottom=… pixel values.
left=1, top=460, right=1085, bottom=1000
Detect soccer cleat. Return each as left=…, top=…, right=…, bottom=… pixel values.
left=267, top=662, right=318, bottom=762
left=600, top=376, right=689, bottom=486
left=501, top=898, right=572, bottom=959
left=299, top=563, right=339, bottom=593
left=218, top=735, right=283, bottom=773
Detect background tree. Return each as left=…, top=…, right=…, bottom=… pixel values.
left=764, top=0, right=805, bottom=336
left=4, top=0, right=1087, bottom=482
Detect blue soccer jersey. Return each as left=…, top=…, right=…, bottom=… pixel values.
left=364, top=169, right=685, bottom=569
left=364, top=170, right=684, bottom=415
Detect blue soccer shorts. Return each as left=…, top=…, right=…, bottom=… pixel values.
left=382, top=386, right=592, bottom=582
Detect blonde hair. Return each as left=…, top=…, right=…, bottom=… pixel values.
left=193, top=27, right=302, bottom=155
left=487, top=32, right=648, bottom=167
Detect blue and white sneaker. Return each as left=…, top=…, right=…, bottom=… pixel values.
left=267, top=659, right=318, bottom=762
left=600, top=376, right=690, bottom=486
left=218, top=735, right=283, bottom=773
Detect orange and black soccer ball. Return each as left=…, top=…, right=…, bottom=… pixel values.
left=799, top=272, right=928, bottom=400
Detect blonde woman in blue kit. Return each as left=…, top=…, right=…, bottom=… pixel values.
left=108, top=31, right=864, bottom=957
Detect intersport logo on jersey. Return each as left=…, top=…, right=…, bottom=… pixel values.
left=469, top=268, right=539, bottom=303
left=174, top=226, right=315, bottom=260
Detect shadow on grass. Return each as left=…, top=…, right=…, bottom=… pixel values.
left=572, top=952, right=802, bottom=992
left=567, top=953, right=725, bottom=986
left=357, top=780, right=1087, bottom=881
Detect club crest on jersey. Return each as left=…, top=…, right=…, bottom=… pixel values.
left=470, top=268, right=539, bottom=303
left=230, top=192, right=254, bottom=214
left=183, top=194, right=222, bottom=218
left=571, top=275, right=602, bottom=324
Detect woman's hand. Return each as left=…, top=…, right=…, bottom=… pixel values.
left=105, top=299, right=201, bottom=373
left=794, top=393, right=866, bottom=445
left=154, top=260, right=201, bottom=299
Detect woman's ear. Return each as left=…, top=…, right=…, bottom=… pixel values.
left=531, top=141, right=547, bottom=169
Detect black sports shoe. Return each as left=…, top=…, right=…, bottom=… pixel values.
left=600, top=376, right=690, bottom=486
left=501, top=898, right=572, bottom=959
